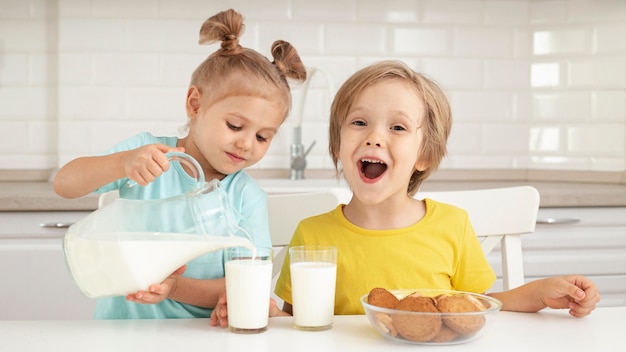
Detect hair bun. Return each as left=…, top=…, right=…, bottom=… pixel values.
left=271, top=40, right=306, bottom=83
left=198, top=8, right=244, bottom=54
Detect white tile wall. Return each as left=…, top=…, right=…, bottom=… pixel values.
left=0, top=0, right=624, bottom=173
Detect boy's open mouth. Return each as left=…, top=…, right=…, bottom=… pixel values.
left=359, top=159, right=387, bottom=179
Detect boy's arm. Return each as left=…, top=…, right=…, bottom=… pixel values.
left=487, top=275, right=600, bottom=317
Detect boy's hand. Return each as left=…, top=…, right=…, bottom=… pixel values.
left=124, top=144, right=184, bottom=186
left=540, top=275, right=601, bottom=317
left=125, top=265, right=187, bottom=304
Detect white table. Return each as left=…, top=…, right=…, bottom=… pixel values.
left=1, top=307, right=623, bottom=352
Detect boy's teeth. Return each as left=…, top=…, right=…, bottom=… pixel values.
left=361, top=158, right=383, bottom=164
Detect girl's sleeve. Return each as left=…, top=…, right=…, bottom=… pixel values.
left=231, top=179, right=272, bottom=249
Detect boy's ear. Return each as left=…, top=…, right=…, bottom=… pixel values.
left=414, top=157, right=430, bottom=172
left=186, top=86, right=201, bottom=118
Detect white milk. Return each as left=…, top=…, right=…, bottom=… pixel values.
left=64, top=232, right=252, bottom=298
left=291, top=261, right=337, bottom=329
left=225, top=259, right=272, bottom=330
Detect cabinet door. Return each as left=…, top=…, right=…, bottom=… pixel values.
left=525, top=207, right=626, bottom=307
left=0, top=211, right=96, bottom=320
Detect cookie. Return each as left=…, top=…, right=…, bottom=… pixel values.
left=367, top=288, right=400, bottom=309
left=372, top=312, right=398, bottom=337
left=392, top=293, right=442, bottom=342
left=430, top=324, right=461, bottom=343
left=436, top=294, right=485, bottom=336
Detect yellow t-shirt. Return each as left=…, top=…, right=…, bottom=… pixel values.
left=274, top=198, right=496, bottom=315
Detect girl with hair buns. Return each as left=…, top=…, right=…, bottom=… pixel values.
left=54, top=9, right=307, bottom=319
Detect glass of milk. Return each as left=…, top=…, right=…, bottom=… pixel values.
left=224, top=246, right=273, bottom=334
left=289, top=245, right=337, bottom=331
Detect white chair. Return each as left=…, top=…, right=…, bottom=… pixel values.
left=267, top=192, right=340, bottom=277
left=97, top=190, right=119, bottom=208
left=416, top=186, right=540, bottom=290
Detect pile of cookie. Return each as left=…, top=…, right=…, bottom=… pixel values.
left=367, top=288, right=489, bottom=343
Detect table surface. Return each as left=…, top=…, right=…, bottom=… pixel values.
left=0, top=307, right=623, bottom=352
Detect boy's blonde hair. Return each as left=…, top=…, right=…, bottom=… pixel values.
left=191, top=9, right=306, bottom=120
left=329, top=60, right=452, bottom=196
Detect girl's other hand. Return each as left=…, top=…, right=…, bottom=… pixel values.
left=210, top=292, right=229, bottom=328
left=125, top=265, right=186, bottom=304
left=210, top=296, right=289, bottom=329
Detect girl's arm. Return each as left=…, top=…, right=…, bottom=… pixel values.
left=54, top=144, right=183, bottom=199
left=54, top=152, right=129, bottom=199
left=126, top=270, right=225, bottom=309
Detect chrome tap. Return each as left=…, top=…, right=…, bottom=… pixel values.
left=290, top=128, right=316, bottom=180
left=290, top=67, right=334, bottom=180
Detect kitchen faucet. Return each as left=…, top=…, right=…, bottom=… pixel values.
left=290, top=67, right=334, bottom=180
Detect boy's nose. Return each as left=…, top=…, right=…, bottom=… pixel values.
left=365, top=131, right=383, bottom=147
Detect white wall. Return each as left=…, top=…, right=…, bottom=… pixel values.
left=0, top=0, right=624, bottom=172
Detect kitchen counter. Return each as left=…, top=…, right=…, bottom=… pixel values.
left=1, top=178, right=626, bottom=211
left=0, top=309, right=623, bottom=352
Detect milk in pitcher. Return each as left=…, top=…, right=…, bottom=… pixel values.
left=64, top=232, right=252, bottom=298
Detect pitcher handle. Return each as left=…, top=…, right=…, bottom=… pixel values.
left=125, top=151, right=205, bottom=190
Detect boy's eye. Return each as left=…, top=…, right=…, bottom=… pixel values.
left=256, top=134, right=268, bottom=143
left=227, top=122, right=241, bottom=131
left=391, top=125, right=406, bottom=131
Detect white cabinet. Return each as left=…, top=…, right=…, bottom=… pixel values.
left=0, top=211, right=97, bottom=320
left=487, top=207, right=626, bottom=307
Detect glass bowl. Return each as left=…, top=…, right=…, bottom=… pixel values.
left=360, top=288, right=502, bottom=345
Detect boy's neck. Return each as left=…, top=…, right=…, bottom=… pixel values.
left=342, top=196, right=426, bottom=230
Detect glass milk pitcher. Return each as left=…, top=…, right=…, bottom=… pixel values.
left=63, top=152, right=254, bottom=298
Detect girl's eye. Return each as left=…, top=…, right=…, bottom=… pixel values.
left=391, top=125, right=406, bottom=131
left=256, top=134, right=268, bottom=143
left=351, top=120, right=366, bottom=126
left=227, top=122, right=241, bottom=131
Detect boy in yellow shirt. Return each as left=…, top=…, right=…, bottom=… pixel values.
left=273, top=60, right=600, bottom=317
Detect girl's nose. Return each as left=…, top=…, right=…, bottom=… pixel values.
left=366, top=141, right=381, bottom=147
left=235, top=135, right=253, bottom=151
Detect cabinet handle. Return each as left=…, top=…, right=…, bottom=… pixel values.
left=536, top=218, right=580, bottom=225
left=40, top=222, right=73, bottom=229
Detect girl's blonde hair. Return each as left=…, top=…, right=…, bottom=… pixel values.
left=329, top=60, right=452, bottom=196
left=191, top=9, right=306, bottom=120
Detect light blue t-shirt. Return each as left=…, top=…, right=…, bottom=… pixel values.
left=92, top=132, right=271, bottom=319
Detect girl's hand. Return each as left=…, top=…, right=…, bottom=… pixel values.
left=540, top=275, right=601, bottom=317
left=210, top=292, right=228, bottom=328
left=124, top=144, right=185, bottom=186
left=126, top=265, right=187, bottom=304
left=210, top=296, right=289, bottom=328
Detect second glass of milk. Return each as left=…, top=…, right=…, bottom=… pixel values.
left=289, top=245, right=337, bottom=331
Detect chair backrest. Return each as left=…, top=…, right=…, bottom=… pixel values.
left=267, top=191, right=340, bottom=277
left=416, top=186, right=540, bottom=290
left=98, top=191, right=119, bottom=208
left=319, top=185, right=540, bottom=290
